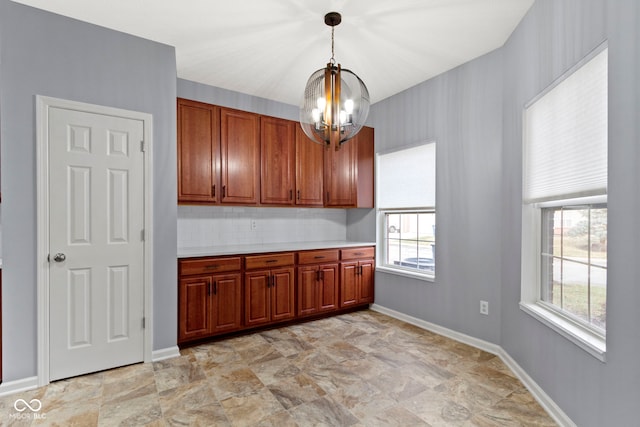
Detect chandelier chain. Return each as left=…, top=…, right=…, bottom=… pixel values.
left=330, top=26, right=335, bottom=65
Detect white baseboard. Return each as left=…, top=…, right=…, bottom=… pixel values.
left=369, top=304, right=575, bottom=427
left=0, top=376, right=39, bottom=397
left=152, top=346, right=181, bottom=362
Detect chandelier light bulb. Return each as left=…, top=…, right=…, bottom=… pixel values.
left=344, top=99, right=354, bottom=114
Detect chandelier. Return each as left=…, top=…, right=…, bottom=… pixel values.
left=300, top=12, right=370, bottom=150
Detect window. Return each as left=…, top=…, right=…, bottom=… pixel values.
left=384, top=211, right=435, bottom=273
left=541, top=203, right=607, bottom=332
left=377, top=142, right=436, bottom=280
left=520, top=45, right=607, bottom=360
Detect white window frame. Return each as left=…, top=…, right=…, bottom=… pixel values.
left=520, top=196, right=607, bottom=361
left=377, top=208, right=435, bottom=282
left=520, top=44, right=608, bottom=362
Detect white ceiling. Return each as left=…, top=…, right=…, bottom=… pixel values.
left=12, top=0, right=534, bottom=105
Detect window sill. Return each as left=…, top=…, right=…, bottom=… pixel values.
left=376, top=265, right=434, bottom=282
left=519, top=301, right=606, bottom=362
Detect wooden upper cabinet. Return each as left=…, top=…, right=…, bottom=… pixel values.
left=355, top=126, right=375, bottom=208
left=177, top=98, right=220, bottom=203
left=177, top=98, right=373, bottom=208
left=295, top=125, right=324, bottom=206
left=325, top=137, right=357, bottom=207
left=220, top=107, right=260, bottom=204
left=324, top=126, right=375, bottom=208
left=261, top=117, right=295, bottom=205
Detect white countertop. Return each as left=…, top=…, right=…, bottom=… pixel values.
left=178, top=241, right=375, bottom=258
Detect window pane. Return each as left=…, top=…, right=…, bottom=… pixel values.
left=540, top=204, right=607, bottom=332
left=384, top=211, right=435, bottom=275
left=401, top=214, right=418, bottom=241
left=561, top=260, right=590, bottom=324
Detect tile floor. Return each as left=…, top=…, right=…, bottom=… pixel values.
left=1, top=310, right=557, bottom=426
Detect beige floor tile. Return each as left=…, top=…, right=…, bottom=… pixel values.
left=0, top=310, right=557, bottom=426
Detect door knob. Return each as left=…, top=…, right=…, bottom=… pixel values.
left=52, top=253, right=66, bottom=262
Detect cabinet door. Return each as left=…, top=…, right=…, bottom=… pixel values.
left=325, top=139, right=357, bottom=207
left=178, top=276, right=212, bottom=342
left=261, top=117, right=295, bottom=205
left=340, top=261, right=358, bottom=307
left=220, top=108, right=260, bottom=204
left=355, top=126, right=375, bottom=208
left=319, top=263, right=339, bottom=312
left=358, top=260, right=375, bottom=304
left=177, top=99, right=219, bottom=203
left=298, top=265, right=319, bottom=317
left=271, top=267, right=295, bottom=322
left=245, top=271, right=270, bottom=327
left=295, top=125, right=324, bottom=206
left=211, top=273, right=242, bottom=333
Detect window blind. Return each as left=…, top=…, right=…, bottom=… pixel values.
left=377, top=142, right=435, bottom=209
left=523, top=48, right=608, bottom=204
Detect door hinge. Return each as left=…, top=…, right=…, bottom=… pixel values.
left=142, top=317, right=146, bottom=329
left=140, top=140, right=145, bottom=152
left=141, top=229, right=145, bottom=241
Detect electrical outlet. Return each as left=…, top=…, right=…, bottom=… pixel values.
left=250, top=220, right=257, bottom=230
left=480, top=300, right=489, bottom=315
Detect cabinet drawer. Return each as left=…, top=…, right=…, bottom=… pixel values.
left=179, top=257, right=241, bottom=276
left=298, top=249, right=339, bottom=265
left=341, top=247, right=374, bottom=260
left=245, top=253, right=295, bottom=270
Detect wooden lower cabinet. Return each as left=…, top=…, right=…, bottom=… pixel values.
left=340, top=247, right=375, bottom=308
left=297, top=249, right=340, bottom=317
left=178, top=246, right=374, bottom=345
left=245, top=267, right=295, bottom=327
left=178, top=257, right=243, bottom=344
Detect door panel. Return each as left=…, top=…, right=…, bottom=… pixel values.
left=297, top=266, right=318, bottom=317
left=271, top=268, right=295, bottom=321
left=245, top=272, right=270, bottom=326
left=213, top=273, right=242, bottom=332
left=359, top=261, right=375, bottom=303
left=340, top=262, right=358, bottom=307
left=220, top=108, right=260, bottom=204
left=179, top=277, right=211, bottom=341
left=49, top=107, right=145, bottom=381
left=319, top=264, right=339, bottom=312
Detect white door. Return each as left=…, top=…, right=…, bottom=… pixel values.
left=48, top=107, right=145, bottom=381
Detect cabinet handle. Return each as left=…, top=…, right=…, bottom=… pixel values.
left=297, top=190, right=301, bottom=200
left=204, top=264, right=219, bottom=270
left=314, top=255, right=325, bottom=259
left=213, top=281, right=217, bottom=295
left=212, top=185, right=216, bottom=197
left=207, top=282, right=212, bottom=296
left=266, top=259, right=278, bottom=264
left=354, top=252, right=364, bottom=256
left=316, top=270, right=320, bottom=281
left=360, top=266, right=364, bottom=275
left=222, top=185, right=226, bottom=198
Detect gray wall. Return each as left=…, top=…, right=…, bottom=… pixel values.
left=373, top=0, right=640, bottom=424
left=501, top=0, right=640, bottom=425
left=369, top=49, right=504, bottom=345
left=0, top=1, right=178, bottom=381
left=178, top=78, right=299, bottom=121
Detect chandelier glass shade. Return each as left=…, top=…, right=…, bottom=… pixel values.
left=300, top=12, right=370, bottom=149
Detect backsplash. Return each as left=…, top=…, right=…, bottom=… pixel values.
left=177, top=205, right=347, bottom=248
